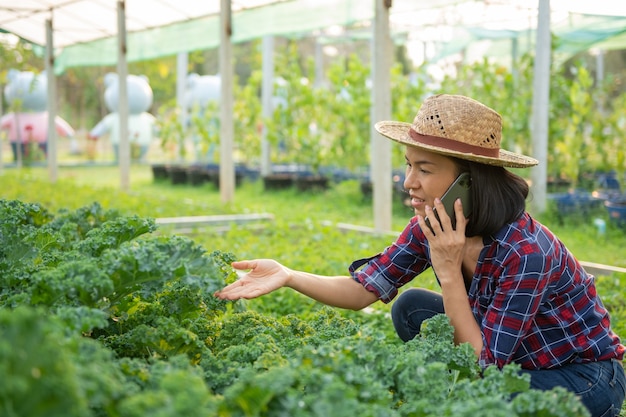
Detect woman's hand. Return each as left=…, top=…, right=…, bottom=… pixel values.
left=214, top=259, right=291, bottom=300
left=418, top=197, right=468, bottom=286
left=419, top=198, right=483, bottom=355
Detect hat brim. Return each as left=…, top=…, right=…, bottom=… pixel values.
left=375, top=121, right=538, bottom=168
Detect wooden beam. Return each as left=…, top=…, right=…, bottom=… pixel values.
left=155, top=213, right=274, bottom=229
left=579, top=261, right=626, bottom=277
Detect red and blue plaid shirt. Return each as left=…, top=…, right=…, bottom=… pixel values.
left=349, top=212, right=625, bottom=370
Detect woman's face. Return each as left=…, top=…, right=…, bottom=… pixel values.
left=403, top=146, right=459, bottom=217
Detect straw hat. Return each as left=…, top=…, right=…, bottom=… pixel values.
left=375, top=94, right=538, bottom=168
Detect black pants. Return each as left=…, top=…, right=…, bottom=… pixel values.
left=391, top=287, right=443, bottom=342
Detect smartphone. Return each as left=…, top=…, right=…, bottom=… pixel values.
left=425, top=172, right=472, bottom=232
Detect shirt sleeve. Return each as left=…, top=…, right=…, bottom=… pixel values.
left=478, top=252, right=552, bottom=368
left=349, top=217, right=432, bottom=303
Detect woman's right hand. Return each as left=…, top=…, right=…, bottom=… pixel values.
left=213, top=259, right=291, bottom=301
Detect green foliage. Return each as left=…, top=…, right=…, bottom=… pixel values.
left=594, top=274, right=626, bottom=338
left=0, top=37, right=43, bottom=79
left=553, top=65, right=595, bottom=186
left=603, top=90, right=626, bottom=186
left=0, top=199, right=237, bottom=415
left=0, top=306, right=129, bottom=417
left=0, top=198, right=234, bottom=348
left=188, top=100, right=220, bottom=162
left=234, top=70, right=264, bottom=165
left=267, top=41, right=334, bottom=171
left=155, top=98, right=187, bottom=161
left=116, top=357, right=217, bottom=417
left=325, top=53, right=373, bottom=171
left=430, top=55, right=626, bottom=185
left=217, top=314, right=588, bottom=417
left=0, top=173, right=623, bottom=416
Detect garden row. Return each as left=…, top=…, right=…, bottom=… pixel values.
left=0, top=199, right=591, bottom=417
left=150, top=161, right=409, bottom=199
left=150, top=159, right=626, bottom=229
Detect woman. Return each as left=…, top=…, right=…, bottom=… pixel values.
left=215, top=94, right=625, bottom=417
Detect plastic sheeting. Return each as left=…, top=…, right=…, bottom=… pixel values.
left=0, top=0, right=282, bottom=47
left=7, top=0, right=626, bottom=74
left=2, top=0, right=626, bottom=73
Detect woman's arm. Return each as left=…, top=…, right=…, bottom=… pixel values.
left=439, top=275, right=483, bottom=356
left=214, top=259, right=379, bottom=310
left=419, top=198, right=483, bottom=356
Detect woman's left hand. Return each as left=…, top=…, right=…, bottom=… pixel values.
left=418, top=197, right=468, bottom=286
left=420, top=198, right=483, bottom=356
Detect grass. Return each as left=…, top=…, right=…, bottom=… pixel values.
left=2, top=163, right=624, bottom=266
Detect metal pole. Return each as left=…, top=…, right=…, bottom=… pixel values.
left=46, top=18, right=58, bottom=182
left=176, top=52, right=189, bottom=137
left=530, top=0, right=551, bottom=214
left=117, top=0, right=130, bottom=191
left=261, top=35, right=274, bottom=177
left=371, top=0, right=393, bottom=232
left=219, top=0, right=235, bottom=203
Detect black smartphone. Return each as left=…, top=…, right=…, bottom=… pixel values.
left=425, top=172, right=472, bottom=232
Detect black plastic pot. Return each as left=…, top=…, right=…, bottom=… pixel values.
left=263, top=174, right=295, bottom=190
left=151, top=164, right=168, bottom=181
left=294, top=175, right=329, bottom=192
left=167, top=165, right=188, bottom=185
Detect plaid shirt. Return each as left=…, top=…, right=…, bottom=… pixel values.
left=349, top=212, right=625, bottom=370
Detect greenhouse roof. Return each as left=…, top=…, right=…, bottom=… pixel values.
left=1, top=0, right=626, bottom=73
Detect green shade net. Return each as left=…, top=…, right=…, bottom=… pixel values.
left=39, top=0, right=626, bottom=73
left=54, top=0, right=376, bottom=73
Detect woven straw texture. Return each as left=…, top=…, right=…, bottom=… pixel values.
left=375, top=94, right=538, bottom=168
left=415, top=95, right=501, bottom=150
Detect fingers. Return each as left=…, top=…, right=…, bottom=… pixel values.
left=214, top=276, right=250, bottom=299
left=213, top=261, right=251, bottom=300
left=453, top=198, right=468, bottom=233
left=215, top=259, right=271, bottom=300
left=420, top=210, right=438, bottom=236
left=231, top=260, right=255, bottom=271
left=424, top=201, right=444, bottom=234
left=214, top=280, right=261, bottom=300
left=422, top=198, right=466, bottom=235
left=433, top=198, right=454, bottom=231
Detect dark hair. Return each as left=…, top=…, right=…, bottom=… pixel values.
left=453, top=158, right=529, bottom=237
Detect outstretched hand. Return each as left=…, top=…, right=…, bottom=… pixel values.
left=213, top=259, right=291, bottom=301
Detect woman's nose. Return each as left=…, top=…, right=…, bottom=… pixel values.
left=404, top=171, right=419, bottom=190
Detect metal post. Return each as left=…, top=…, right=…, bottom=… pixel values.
left=117, top=0, right=130, bottom=191
left=176, top=52, right=189, bottom=138
left=219, top=0, right=235, bottom=203
left=46, top=18, right=57, bottom=182
left=261, top=35, right=274, bottom=177
left=371, top=0, right=393, bottom=232
left=530, top=0, right=551, bottom=214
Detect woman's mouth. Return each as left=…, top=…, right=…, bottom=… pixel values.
left=410, top=196, right=426, bottom=210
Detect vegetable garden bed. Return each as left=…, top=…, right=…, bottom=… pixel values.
left=0, top=199, right=593, bottom=416
left=1, top=166, right=626, bottom=416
